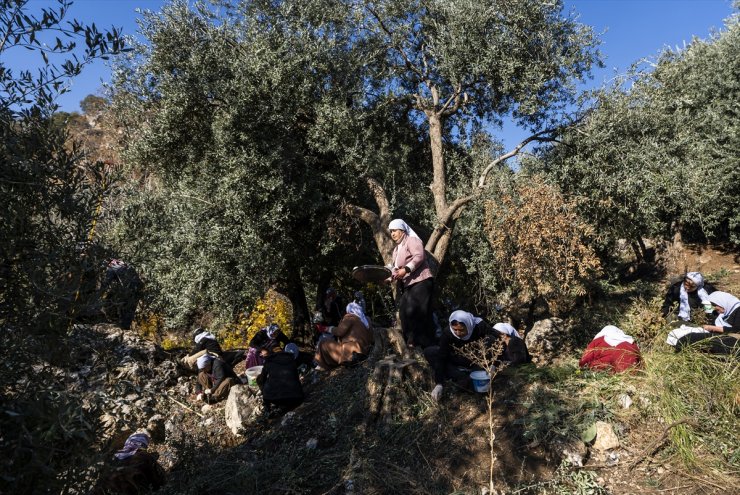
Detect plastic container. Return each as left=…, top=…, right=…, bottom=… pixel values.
left=470, top=370, right=491, bottom=393
left=703, top=302, right=713, bottom=314
left=245, top=366, right=263, bottom=386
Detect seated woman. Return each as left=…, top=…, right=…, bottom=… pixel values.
left=675, top=291, right=740, bottom=355
left=579, top=326, right=641, bottom=373
left=493, top=322, right=531, bottom=365
left=245, top=323, right=292, bottom=368
left=181, top=327, right=245, bottom=370
left=425, top=311, right=528, bottom=402
left=661, top=272, right=716, bottom=321
left=195, top=354, right=239, bottom=403
left=314, top=302, right=373, bottom=370
left=257, top=343, right=305, bottom=414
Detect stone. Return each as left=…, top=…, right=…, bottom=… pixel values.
left=524, top=318, right=572, bottom=365
left=554, top=438, right=588, bottom=467
left=593, top=421, right=619, bottom=451
left=618, top=394, right=633, bottom=409
left=224, top=385, right=260, bottom=435
left=147, top=414, right=166, bottom=442
left=306, top=438, right=318, bottom=450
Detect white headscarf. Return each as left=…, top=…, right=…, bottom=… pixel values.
left=194, top=330, right=216, bottom=344
left=388, top=219, right=421, bottom=240
left=594, top=325, right=635, bottom=347
left=678, top=272, right=710, bottom=321
left=346, top=301, right=370, bottom=329
left=196, top=354, right=214, bottom=370
left=449, top=310, right=483, bottom=341
left=493, top=322, right=521, bottom=338
left=708, top=291, right=740, bottom=328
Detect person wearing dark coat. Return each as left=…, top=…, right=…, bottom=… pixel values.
left=195, top=354, right=239, bottom=403
left=257, top=343, right=305, bottom=413
left=492, top=323, right=531, bottom=365
left=319, top=287, right=345, bottom=327
left=675, top=291, right=740, bottom=355
left=245, top=323, right=293, bottom=368
left=100, top=258, right=142, bottom=330
left=181, top=328, right=245, bottom=370
left=661, top=272, right=716, bottom=321
left=424, top=310, right=532, bottom=402
left=92, top=432, right=165, bottom=495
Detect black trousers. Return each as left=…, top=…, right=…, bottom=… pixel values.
left=399, top=277, right=435, bottom=348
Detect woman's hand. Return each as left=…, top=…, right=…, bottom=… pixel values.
left=393, top=267, right=407, bottom=280
left=260, top=349, right=269, bottom=357
left=702, top=324, right=723, bottom=333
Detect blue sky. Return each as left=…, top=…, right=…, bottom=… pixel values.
left=6, top=0, right=737, bottom=150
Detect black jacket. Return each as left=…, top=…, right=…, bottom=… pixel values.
left=249, top=328, right=291, bottom=351
left=191, top=337, right=223, bottom=355
left=257, top=352, right=304, bottom=403
left=434, top=320, right=493, bottom=383
left=661, top=280, right=717, bottom=317
left=500, top=335, right=531, bottom=365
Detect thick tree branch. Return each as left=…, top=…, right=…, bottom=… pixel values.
left=477, top=127, right=560, bottom=188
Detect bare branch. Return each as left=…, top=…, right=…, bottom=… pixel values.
left=366, top=6, right=425, bottom=81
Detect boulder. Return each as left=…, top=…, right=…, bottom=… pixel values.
left=524, top=317, right=572, bottom=365
left=224, top=385, right=261, bottom=435
left=593, top=421, right=619, bottom=451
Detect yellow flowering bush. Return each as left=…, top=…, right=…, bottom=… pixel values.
left=219, top=289, right=293, bottom=349
left=135, top=311, right=165, bottom=341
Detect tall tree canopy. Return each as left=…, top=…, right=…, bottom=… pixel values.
left=536, top=10, right=740, bottom=251
left=110, top=0, right=600, bottom=326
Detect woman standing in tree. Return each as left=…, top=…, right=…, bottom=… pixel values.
left=385, top=219, right=435, bottom=349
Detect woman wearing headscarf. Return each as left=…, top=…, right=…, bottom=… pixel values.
left=195, top=353, right=238, bottom=403
left=181, top=327, right=245, bottom=370
left=493, top=322, right=531, bottom=365
left=246, top=323, right=292, bottom=368
left=661, top=272, right=716, bottom=321
left=424, top=310, right=494, bottom=401
left=675, top=291, right=740, bottom=354
left=92, top=432, right=165, bottom=494
left=258, top=343, right=305, bottom=414
left=386, top=218, right=435, bottom=349
left=579, top=326, right=641, bottom=373
left=314, top=302, right=374, bottom=370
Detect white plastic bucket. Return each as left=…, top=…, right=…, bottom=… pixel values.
left=245, top=366, right=263, bottom=386
left=470, top=370, right=491, bottom=393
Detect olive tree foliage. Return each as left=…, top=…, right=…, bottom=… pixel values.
left=342, top=0, right=601, bottom=268
left=107, top=0, right=422, bottom=327
left=0, top=1, right=127, bottom=492
left=1, top=0, right=126, bottom=332
left=536, top=11, right=740, bottom=253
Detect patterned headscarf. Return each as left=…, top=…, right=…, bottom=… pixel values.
left=448, top=310, right=482, bottom=341
left=346, top=301, right=370, bottom=329
left=114, top=432, right=150, bottom=460
left=678, top=272, right=710, bottom=320
left=266, top=324, right=280, bottom=338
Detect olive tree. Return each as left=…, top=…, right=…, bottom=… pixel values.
left=538, top=10, right=740, bottom=254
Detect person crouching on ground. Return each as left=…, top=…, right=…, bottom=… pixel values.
left=579, top=325, right=641, bottom=373
left=492, top=322, right=531, bottom=365
left=661, top=271, right=716, bottom=322
left=92, top=432, right=165, bottom=495
left=314, top=302, right=374, bottom=370
left=245, top=323, right=293, bottom=368
left=195, top=354, right=238, bottom=403
left=181, top=327, right=245, bottom=371
left=257, top=343, right=305, bottom=415
left=675, top=291, right=740, bottom=354
left=424, top=310, right=495, bottom=402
